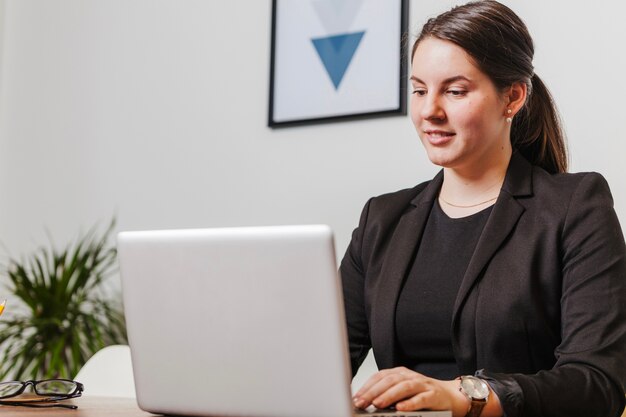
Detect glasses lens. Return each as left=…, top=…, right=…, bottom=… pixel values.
left=34, top=380, right=77, bottom=396
left=0, top=382, right=24, bottom=398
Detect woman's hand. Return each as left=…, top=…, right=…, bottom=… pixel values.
left=352, top=367, right=469, bottom=416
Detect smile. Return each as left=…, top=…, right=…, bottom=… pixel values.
left=423, top=130, right=455, bottom=145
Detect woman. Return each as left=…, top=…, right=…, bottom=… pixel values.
left=341, top=2, right=626, bottom=417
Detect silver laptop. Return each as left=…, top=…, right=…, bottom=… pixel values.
left=118, top=225, right=450, bottom=417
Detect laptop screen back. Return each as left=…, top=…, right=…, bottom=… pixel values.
left=118, top=225, right=354, bottom=417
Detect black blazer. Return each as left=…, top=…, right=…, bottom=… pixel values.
left=340, top=153, right=626, bottom=417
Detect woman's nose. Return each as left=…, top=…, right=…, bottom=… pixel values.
left=420, top=94, right=445, bottom=121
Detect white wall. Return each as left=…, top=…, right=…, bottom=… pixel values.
left=0, top=0, right=432, bottom=258
left=1, top=0, right=626, bottom=383
left=2, top=0, right=626, bottom=255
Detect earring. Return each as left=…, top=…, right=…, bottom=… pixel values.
left=506, top=108, right=513, bottom=123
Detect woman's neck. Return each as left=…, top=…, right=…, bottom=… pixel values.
left=438, top=151, right=511, bottom=218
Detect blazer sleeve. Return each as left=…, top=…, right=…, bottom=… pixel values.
left=482, top=172, right=626, bottom=417
left=340, top=198, right=373, bottom=377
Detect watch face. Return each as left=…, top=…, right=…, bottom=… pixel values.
left=460, top=376, right=489, bottom=400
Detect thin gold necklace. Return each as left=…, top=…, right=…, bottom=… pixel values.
left=439, top=195, right=498, bottom=208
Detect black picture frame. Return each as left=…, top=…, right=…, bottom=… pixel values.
left=268, top=0, right=409, bottom=128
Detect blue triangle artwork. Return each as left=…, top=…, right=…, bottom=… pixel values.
left=312, top=32, right=365, bottom=90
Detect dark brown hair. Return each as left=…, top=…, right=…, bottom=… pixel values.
left=412, top=1, right=568, bottom=173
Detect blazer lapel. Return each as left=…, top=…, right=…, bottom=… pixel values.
left=451, top=153, right=533, bottom=343
left=371, top=171, right=443, bottom=369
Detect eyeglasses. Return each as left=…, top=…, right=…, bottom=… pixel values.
left=0, top=379, right=83, bottom=409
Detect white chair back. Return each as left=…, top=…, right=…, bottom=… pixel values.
left=74, top=345, right=136, bottom=398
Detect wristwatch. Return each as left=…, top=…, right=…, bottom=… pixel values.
left=458, top=375, right=489, bottom=417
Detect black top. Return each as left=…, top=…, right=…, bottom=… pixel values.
left=395, top=200, right=492, bottom=379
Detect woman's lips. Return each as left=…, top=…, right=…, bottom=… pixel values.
left=424, top=130, right=455, bottom=146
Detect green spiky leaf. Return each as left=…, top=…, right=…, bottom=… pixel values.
left=0, top=218, right=127, bottom=380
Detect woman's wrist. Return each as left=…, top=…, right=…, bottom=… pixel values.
left=442, top=379, right=472, bottom=417
left=444, top=378, right=503, bottom=417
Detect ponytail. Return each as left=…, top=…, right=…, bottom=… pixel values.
left=511, top=74, right=568, bottom=174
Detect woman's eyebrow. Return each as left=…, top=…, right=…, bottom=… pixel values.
left=409, top=75, right=472, bottom=84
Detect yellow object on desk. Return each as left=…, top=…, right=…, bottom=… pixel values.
left=0, top=299, right=6, bottom=316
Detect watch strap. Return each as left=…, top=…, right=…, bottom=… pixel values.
left=465, top=398, right=487, bottom=417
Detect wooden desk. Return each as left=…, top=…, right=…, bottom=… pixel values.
left=0, top=396, right=158, bottom=417
left=4, top=397, right=625, bottom=417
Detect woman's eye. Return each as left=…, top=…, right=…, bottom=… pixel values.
left=412, top=88, right=426, bottom=96
left=447, top=89, right=467, bottom=96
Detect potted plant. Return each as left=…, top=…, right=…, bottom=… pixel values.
left=0, top=220, right=127, bottom=380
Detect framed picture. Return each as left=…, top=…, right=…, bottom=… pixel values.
left=268, top=0, right=409, bottom=127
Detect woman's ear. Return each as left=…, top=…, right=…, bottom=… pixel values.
left=506, top=82, right=527, bottom=116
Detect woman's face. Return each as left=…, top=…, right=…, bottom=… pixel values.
left=410, top=37, right=511, bottom=173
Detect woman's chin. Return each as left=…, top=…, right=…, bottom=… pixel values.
left=424, top=152, right=458, bottom=169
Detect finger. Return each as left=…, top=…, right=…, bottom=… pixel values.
left=353, top=368, right=424, bottom=408
left=353, top=373, right=385, bottom=406
left=354, top=372, right=385, bottom=399
left=371, top=378, right=431, bottom=409
left=354, top=373, right=408, bottom=408
left=354, top=368, right=398, bottom=399
left=354, top=367, right=416, bottom=399
left=395, top=391, right=437, bottom=411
